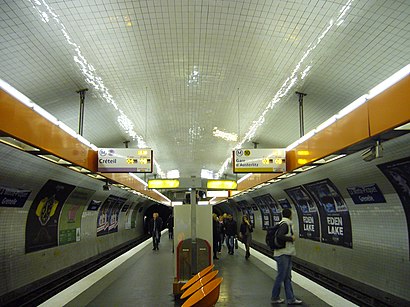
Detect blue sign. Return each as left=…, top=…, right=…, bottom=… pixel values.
left=0, top=185, right=31, bottom=208
left=347, top=184, right=386, bottom=204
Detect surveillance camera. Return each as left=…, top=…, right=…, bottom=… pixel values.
left=103, top=184, right=111, bottom=191
left=361, top=144, right=383, bottom=162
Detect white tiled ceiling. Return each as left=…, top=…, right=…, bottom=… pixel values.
left=1, top=0, right=409, bottom=178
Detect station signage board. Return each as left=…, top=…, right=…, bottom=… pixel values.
left=98, top=148, right=153, bottom=173
left=233, top=148, right=286, bottom=173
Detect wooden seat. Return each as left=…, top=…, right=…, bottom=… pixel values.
left=181, top=277, right=223, bottom=307
left=180, top=264, right=214, bottom=291
left=180, top=270, right=219, bottom=299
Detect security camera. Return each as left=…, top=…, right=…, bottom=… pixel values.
left=103, top=184, right=111, bottom=191
left=361, top=143, right=383, bottom=162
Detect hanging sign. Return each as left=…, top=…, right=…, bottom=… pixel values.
left=98, top=148, right=153, bottom=173
left=233, top=148, right=286, bottom=173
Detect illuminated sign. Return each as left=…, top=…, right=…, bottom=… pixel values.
left=233, top=148, right=286, bottom=173
left=207, top=180, right=237, bottom=190
left=148, top=179, right=180, bottom=189
left=98, top=148, right=153, bottom=173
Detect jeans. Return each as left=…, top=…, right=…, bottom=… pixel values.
left=271, top=255, right=295, bottom=302
left=226, top=235, right=235, bottom=253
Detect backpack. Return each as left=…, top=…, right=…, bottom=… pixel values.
left=265, top=222, right=286, bottom=250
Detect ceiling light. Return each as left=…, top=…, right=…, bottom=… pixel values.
left=129, top=173, right=148, bottom=186
left=394, top=122, right=410, bottom=130
left=237, top=173, right=253, bottom=183
left=167, top=170, right=180, bottom=179
left=201, top=169, right=214, bottom=179
left=207, top=180, right=237, bottom=190
left=213, top=128, right=238, bottom=142
left=367, top=64, right=410, bottom=100
left=0, top=137, right=40, bottom=151
left=268, top=178, right=282, bottom=183
left=294, top=165, right=317, bottom=172
left=277, top=173, right=297, bottom=179
left=87, top=173, right=106, bottom=180
left=148, top=179, right=180, bottom=189
left=38, top=154, right=72, bottom=165
left=313, top=154, right=346, bottom=164
left=68, top=166, right=91, bottom=173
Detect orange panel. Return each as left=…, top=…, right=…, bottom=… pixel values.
left=0, top=89, right=97, bottom=171
left=288, top=103, right=370, bottom=171
left=368, top=75, right=410, bottom=136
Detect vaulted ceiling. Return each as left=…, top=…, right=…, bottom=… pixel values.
left=1, top=0, right=409, bottom=180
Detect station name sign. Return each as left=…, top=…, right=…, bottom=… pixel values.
left=98, top=148, right=153, bottom=173
left=233, top=148, right=286, bottom=173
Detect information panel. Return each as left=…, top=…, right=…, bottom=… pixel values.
left=233, top=148, right=286, bottom=173
left=98, top=148, right=153, bottom=173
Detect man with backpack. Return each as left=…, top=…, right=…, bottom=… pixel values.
left=271, top=208, right=302, bottom=305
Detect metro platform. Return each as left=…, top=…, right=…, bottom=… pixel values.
left=39, top=232, right=357, bottom=307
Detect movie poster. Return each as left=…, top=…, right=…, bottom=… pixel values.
left=252, top=195, right=272, bottom=229
left=304, top=179, right=352, bottom=248
left=97, top=195, right=116, bottom=236
left=96, top=195, right=127, bottom=235
left=378, top=157, right=410, bottom=258
left=26, top=180, right=75, bottom=253
left=253, top=194, right=281, bottom=227
left=278, top=198, right=292, bottom=209
left=285, top=186, right=320, bottom=242
left=58, top=187, right=95, bottom=245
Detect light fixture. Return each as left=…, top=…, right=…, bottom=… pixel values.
left=294, top=165, right=317, bottom=172
left=313, top=154, right=346, bottom=164
left=68, top=166, right=91, bottom=173
left=0, top=137, right=40, bottom=151
left=129, top=173, right=148, bottom=186
left=148, top=179, right=180, bottom=189
left=237, top=173, right=253, bottom=183
left=38, top=154, right=72, bottom=165
left=277, top=173, right=297, bottom=179
left=87, top=173, right=106, bottom=180
left=207, top=180, right=237, bottom=190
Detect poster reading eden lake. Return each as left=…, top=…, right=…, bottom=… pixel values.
left=304, top=179, right=352, bottom=248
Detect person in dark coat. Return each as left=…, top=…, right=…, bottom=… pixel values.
left=212, top=213, right=220, bottom=260
left=240, top=215, right=253, bottom=259
left=166, top=214, right=174, bottom=239
left=148, top=212, right=163, bottom=250
left=224, top=214, right=237, bottom=255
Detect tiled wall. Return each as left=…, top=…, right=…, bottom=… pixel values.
left=236, top=132, right=410, bottom=301
left=0, top=144, right=150, bottom=296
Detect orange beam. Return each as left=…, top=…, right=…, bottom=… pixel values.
left=0, top=89, right=166, bottom=203
left=288, top=103, right=370, bottom=171
left=368, top=75, right=410, bottom=136
left=0, top=89, right=97, bottom=171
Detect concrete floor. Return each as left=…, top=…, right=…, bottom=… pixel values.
left=86, top=236, right=331, bottom=307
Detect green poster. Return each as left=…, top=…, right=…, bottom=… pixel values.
left=59, top=187, right=95, bottom=245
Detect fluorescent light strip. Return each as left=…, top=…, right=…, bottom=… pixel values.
left=153, top=189, right=171, bottom=202
left=129, top=173, right=148, bottom=186
left=286, top=65, right=409, bottom=152
left=237, top=173, right=253, bottom=183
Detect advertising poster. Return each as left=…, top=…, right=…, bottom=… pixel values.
left=97, top=195, right=116, bottom=236
left=304, top=179, right=352, bottom=248
left=87, top=200, right=101, bottom=211
left=25, top=180, right=75, bottom=253
left=108, top=196, right=127, bottom=233
left=347, top=184, right=386, bottom=204
left=278, top=198, right=292, bottom=209
left=252, top=195, right=271, bottom=229
left=58, top=187, right=95, bottom=245
left=378, top=157, right=410, bottom=257
left=285, top=186, right=320, bottom=242
left=253, top=194, right=282, bottom=226
left=0, top=185, right=31, bottom=208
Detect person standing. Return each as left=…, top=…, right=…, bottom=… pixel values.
left=239, top=215, right=253, bottom=259
left=212, top=213, right=220, bottom=260
left=166, top=213, right=174, bottom=239
left=148, top=212, right=163, bottom=250
left=271, top=208, right=302, bottom=305
left=224, top=214, right=237, bottom=255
